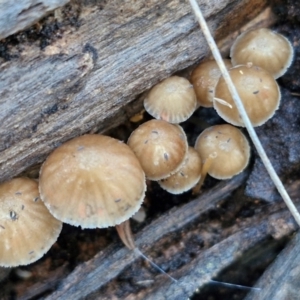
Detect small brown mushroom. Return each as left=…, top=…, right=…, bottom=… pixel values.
left=144, top=76, right=197, bottom=123
left=0, top=178, right=62, bottom=267
left=230, top=28, right=294, bottom=79
left=39, top=134, right=146, bottom=230
left=158, top=147, right=202, bottom=194
left=194, top=124, right=250, bottom=182
left=214, top=64, right=280, bottom=127
left=190, top=59, right=232, bottom=107
left=127, top=119, right=188, bottom=180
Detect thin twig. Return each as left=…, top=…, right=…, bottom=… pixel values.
left=188, top=0, right=300, bottom=226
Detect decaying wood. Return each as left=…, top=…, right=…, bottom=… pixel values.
left=0, top=0, right=271, bottom=183
left=42, top=172, right=249, bottom=300
left=142, top=221, right=273, bottom=300
left=245, top=231, right=300, bottom=300
left=31, top=172, right=298, bottom=300
left=18, top=264, right=68, bottom=300
left=216, top=6, right=276, bottom=56
left=0, top=0, right=69, bottom=39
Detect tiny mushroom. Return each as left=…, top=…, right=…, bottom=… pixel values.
left=127, top=119, right=188, bottom=180
left=158, top=147, right=202, bottom=194
left=39, top=134, right=146, bottom=232
left=144, top=76, right=197, bottom=123
left=230, top=28, right=294, bottom=79
left=214, top=64, right=281, bottom=127
left=190, top=59, right=232, bottom=107
left=194, top=124, right=250, bottom=182
left=0, top=178, right=62, bottom=267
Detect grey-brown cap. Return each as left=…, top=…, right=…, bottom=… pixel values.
left=127, top=119, right=188, bottom=180
left=214, top=64, right=280, bottom=127
left=144, top=76, right=197, bottom=123
left=230, top=28, right=294, bottom=79
left=0, top=178, right=62, bottom=267
left=194, top=124, right=250, bottom=180
left=190, top=59, right=232, bottom=107
left=158, top=147, right=202, bottom=194
left=39, top=134, right=146, bottom=229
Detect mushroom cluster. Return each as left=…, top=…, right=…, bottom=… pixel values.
left=190, top=30, right=293, bottom=128
left=140, top=27, right=292, bottom=193
left=0, top=27, right=293, bottom=267
left=0, top=135, right=147, bottom=266
left=186, top=28, right=292, bottom=189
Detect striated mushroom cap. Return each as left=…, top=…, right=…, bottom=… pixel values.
left=158, top=147, right=202, bottom=194
left=144, top=76, right=197, bottom=123
left=128, top=119, right=188, bottom=180
left=194, top=124, right=250, bottom=180
left=39, top=134, right=146, bottom=229
left=230, top=28, right=294, bottom=79
left=214, top=65, right=281, bottom=127
left=191, top=59, right=232, bottom=107
left=0, top=178, right=62, bottom=267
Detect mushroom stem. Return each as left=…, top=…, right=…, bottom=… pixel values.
left=192, top=152, right=216, bottom=194
left=116, top=221, right=178, bottom=284
left=188, top=0, right=300, bottom=226
left=115, top=220, right=135, bottom=250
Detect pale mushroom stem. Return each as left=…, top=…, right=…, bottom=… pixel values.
left=116, top=220, right=179, bottom=283
left=188, top=0, right=300, bottom=226
left=115, top=220, right=135, bottom=250
left=116, top=204, right=261, bottom=291
left=192, top=152, right=216, bottom=194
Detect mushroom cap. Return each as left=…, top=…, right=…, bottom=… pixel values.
left=194, top=124, right=250, bottom=179
left=127, top=119, right=188, bottom=180
left=230, top=28, right=294, bottom=79
left=190, top=59, right=232, bottom=107
left=0, top=178, right=62, bottom=267
left=158, top=147, right=202, bottom=194
left=39, top=134, right=146, bottom=229
left=214, top=65, right=281, bottom=127
left=144, top=76, right=197, bottom=123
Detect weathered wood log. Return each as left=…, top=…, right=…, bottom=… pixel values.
left=0, top=0, right=270, bottom=183
left=245, top=231, right=300, bottom=300
left=0, top=0, right=69, bottom=40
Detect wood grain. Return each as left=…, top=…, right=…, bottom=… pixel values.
left=0, top=0, right=69, bottom=39
left=245, top=231, right=300, bottom=300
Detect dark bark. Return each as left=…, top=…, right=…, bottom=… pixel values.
left=245, top=230, right=300, bottom=300
left=0, top=0, right=69, bottom=39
